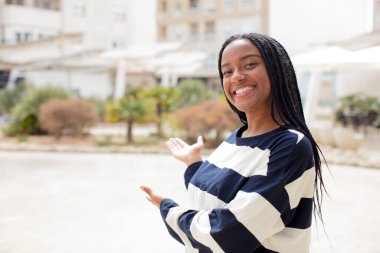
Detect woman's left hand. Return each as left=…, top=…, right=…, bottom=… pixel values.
left=139, top=185, right=165, bottom=208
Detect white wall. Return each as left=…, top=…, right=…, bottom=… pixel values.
left=26, top=71, right=113, bottom=100
left=269, top=0, right=372, bottom=55
left=336, top=71, right=380, bottom=98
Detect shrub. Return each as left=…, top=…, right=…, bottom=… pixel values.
left=5, top=86, right=72, bottom=136
left=335, top=93, right=380, bottom=133
left=39, top=99, right=99, bottom=139
left=173, top=99, right=240, bottom=146
left=173, top=79, right=218, bottom=109
left=0, top=81, right=27, bottom=115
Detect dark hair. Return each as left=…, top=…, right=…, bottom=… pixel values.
left=218, top=33, right=327, bottom=219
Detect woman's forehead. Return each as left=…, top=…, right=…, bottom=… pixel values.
left=221, top=39, right=261, bottom=61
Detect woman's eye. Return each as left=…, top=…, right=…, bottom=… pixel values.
left=222, top=70, right=232, bottom=77
left=245, top=62, right=257, bottom=69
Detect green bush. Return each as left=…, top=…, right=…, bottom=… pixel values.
left=0, top=82, right=27, bottom=115
left=5, top=86, right=72, bottom=136
left=173, top=79, right=219, bottom=109
left=335, top=93, right=380, bottom=132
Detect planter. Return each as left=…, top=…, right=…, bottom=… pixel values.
left=333, top=127, right=363, bottom=150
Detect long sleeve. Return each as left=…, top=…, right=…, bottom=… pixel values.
left=159, top=129, right=315, bottom=253
left=184, top=161, right=203, bottom=189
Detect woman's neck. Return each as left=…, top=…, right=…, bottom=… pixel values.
left=242, top=110, right=285, bottom=138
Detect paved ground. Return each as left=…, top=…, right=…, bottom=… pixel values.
left=0, top=151, right=379, bottom=253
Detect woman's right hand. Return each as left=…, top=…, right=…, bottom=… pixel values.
left=165, top=136, right=204, bottom=166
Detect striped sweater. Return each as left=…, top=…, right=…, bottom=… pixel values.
left=160, top=125, right=316, bottom=253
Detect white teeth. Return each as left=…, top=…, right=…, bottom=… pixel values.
left=235, top=86, right=254, bottom=95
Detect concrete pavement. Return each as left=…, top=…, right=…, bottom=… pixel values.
left=0, top=151, right=379, bottom=253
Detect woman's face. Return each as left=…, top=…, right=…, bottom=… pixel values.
left=220, top=39, right=272, bottom=116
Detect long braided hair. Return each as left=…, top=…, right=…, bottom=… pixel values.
left=217, top=33, right=327, bottom=219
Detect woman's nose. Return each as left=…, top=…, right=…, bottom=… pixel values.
left=231, top=70, right=246, bottom=83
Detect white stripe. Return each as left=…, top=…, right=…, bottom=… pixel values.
left=284, top=168, right=315, bottom=209
left=166, top=206, right=199, bottom=252
left=227, top=191, right=285, bottom=242
left=206, top=142, right=270, bottom=177
left=188, top=183, right=227, bottom=210
left=190, top=211, right=225, bottom=253
left=262, top=227, right=311, bottom=253
left=288, top=129, right=304, bottom=144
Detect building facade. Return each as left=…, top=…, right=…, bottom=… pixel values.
left=0, top=0, right=156, bottom=99
left=156, top=0, right=269, bottom=86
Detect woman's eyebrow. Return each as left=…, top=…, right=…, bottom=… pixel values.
left=221, top=53, right=262, bottom=68
left=241, top=53, right=262, bottom=60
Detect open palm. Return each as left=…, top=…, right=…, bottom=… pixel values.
left=165, top=136, right=204, bottom=166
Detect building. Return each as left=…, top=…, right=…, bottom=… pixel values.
left=0, top=0, right=156, bottom=99
left=156, top=0, right=269, bottom=87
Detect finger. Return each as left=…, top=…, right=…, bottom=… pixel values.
left=139, top=185, right=153, bottom=197
left=174, top=137, right=189, bottom=148
left=165, top=138, right=178, bottom=151
left=193, top=136, right=204, bottom=149
left=197, top=136, right=204, bottom=146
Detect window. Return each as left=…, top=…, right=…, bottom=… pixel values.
left=318, top=72, right=337, bottom=107
left=71, top=0, right=86, bottom=17
left=297, top=72, right=311, bottom=107
left=174, top=2, right=181, bottom=16
left=205, top=52, right=216, bottom=67
left=205, top=21, right=215, bottom=40
left=5, top=0, right=24, bottom=5
left=159, top=0, right=167, bottom=12
left=241, top=17, right=261, bottom=33
left=112, top=39, right=124, bottom=49
left=253, top=0, right=262, bottom=11
left=35, top=0, right=52, bottom=10
left=15, top=32, right=23, bottom=43
left=175, top=33, right=182, bottom=42
left=190, top=0, right=199, bottom=14
left=239, top=0, right=253, bottom=10
left=113, top=5, right=126, bottom=22
left=14, top=32, right=31, bottom=43
left=223, top=25, right=233, bottom=39
left=158, top=26, right=167, bottom=41
left=190, top=23, right=199, bottom=41
left=204, top=0, right=216, bottom=14
left=223, top=0, right=232, bottom=13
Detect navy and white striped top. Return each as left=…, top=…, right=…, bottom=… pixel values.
left=160, top=125, right=316, bottom=253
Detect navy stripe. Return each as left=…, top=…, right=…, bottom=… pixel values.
left=241, top=175, right=292, bottom=224
left=160, top=199, right=184, bottom=244
left=184, top=161, right=203, bottom=189
left=178, top=211, right=213, bottom=253
left=190, top=161, right=248, bottom=203
left=286, top=198, right=313, bottom=229
left=209, top=209, right=264, bottom=252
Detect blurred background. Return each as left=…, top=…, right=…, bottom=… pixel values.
left=0, top=0, right=379, bottom=252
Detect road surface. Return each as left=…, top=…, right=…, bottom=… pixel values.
left=0, top=151, right=379, bottom=253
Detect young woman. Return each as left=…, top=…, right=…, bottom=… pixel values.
left=140, top=33, right=326, bottom=253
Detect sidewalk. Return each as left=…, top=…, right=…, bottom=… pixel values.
left=0, top=124, right=379, bottom=169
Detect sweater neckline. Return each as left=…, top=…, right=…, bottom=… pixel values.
left=235, top=124, right=287, bottom=146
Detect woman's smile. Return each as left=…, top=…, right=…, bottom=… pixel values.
left=233, top=85, right=257, bottom=97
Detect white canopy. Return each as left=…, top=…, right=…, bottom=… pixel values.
left=291, top=45, right=380, bottom=71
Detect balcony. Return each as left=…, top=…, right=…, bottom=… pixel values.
left=1, top=5, right=61, bottom=30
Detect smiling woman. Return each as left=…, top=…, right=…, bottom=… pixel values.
left=140, top=33, right=327, bottom=253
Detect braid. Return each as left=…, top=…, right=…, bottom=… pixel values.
left=218, top=33, right=327, bottom=220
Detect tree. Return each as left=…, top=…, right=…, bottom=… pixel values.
left=116, top=88, right=150, bottom=144
left=173, top=79, right=217, bottom=109
left=174, top=99, right=241, bottom=147
left=145, top=86, right=179, bottom=138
